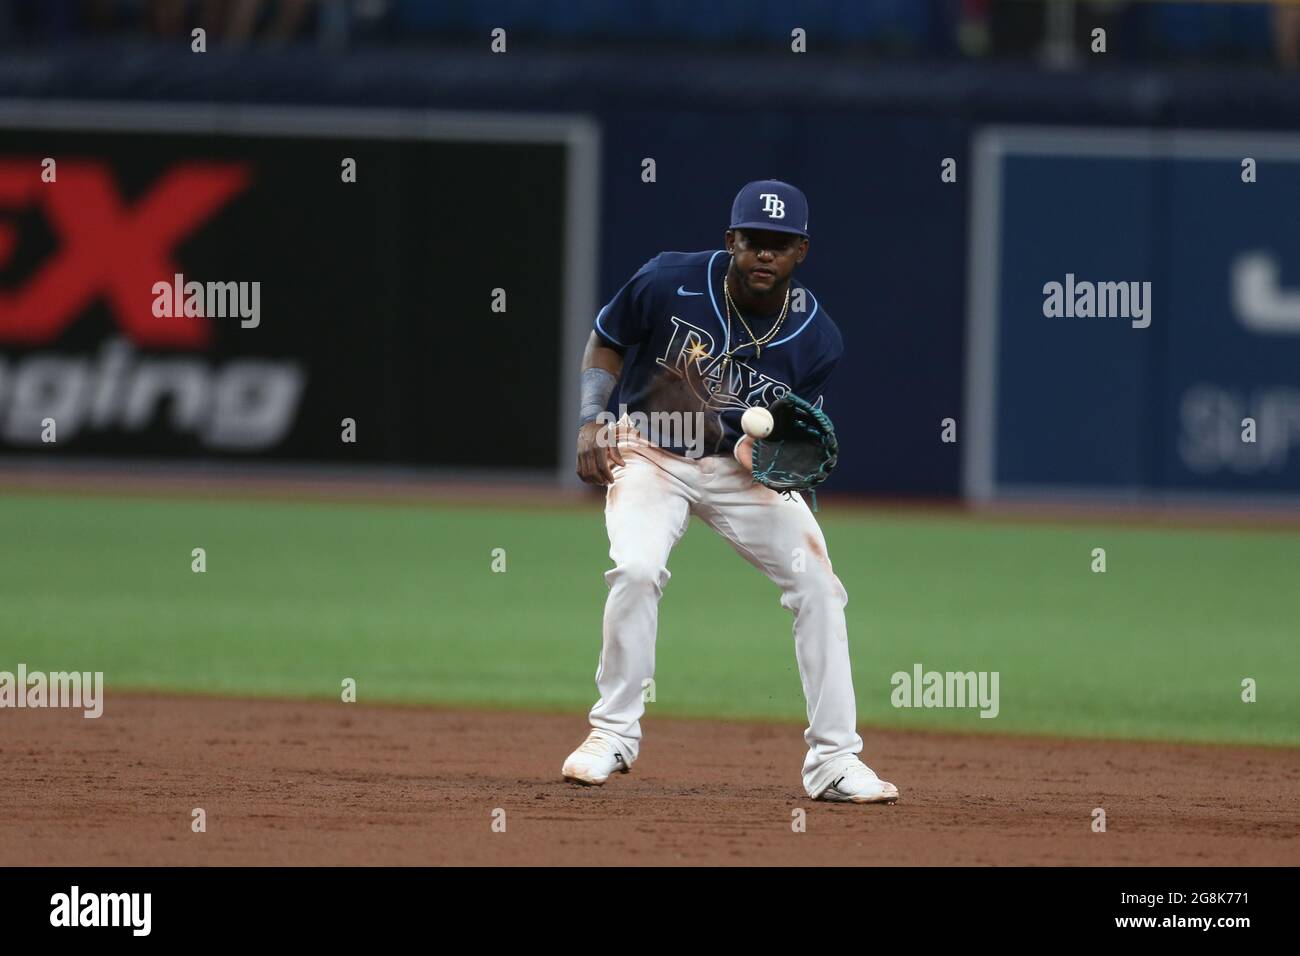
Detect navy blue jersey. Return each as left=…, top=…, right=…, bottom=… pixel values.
left=593, top=250, right=843, bottom=457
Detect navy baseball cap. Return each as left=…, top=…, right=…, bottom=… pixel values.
left=729, top=179, right=809, bottom=237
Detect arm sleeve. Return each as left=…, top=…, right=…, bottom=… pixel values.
left=592, top=256, right=660, bottom=349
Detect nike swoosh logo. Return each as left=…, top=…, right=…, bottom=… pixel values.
left=676, top=286, right=704, bottom=296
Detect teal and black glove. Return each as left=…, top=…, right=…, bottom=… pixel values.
left=750, top=393, right=839, bottom=507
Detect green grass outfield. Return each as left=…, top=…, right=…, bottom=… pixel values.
left=3, top=492, right=1296, bottom=747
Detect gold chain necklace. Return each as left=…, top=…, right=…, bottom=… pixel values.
left=722, top=273, right=789, bottom=371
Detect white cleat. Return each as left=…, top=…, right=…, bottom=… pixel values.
left=815, top=759, right=900, bottom=804
left=561, top=731, right=630, bottom=786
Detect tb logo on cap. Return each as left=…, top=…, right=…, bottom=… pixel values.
left=760, top=193, right=786, bottom=219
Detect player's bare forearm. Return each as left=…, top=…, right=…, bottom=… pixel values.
left=576, top=331, right=626, bottom=485
left=582, top=330, right=624, bottom=377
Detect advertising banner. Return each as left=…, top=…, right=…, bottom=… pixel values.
left=967, top=128, right=1300, bottom=502
left=0, top=103, right=597, bottom=471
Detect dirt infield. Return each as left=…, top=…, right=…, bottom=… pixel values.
left=2, top=694, right=1296, bottom=866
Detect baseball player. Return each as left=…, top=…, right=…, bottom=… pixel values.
left=562, top=180, right=899, bottom=804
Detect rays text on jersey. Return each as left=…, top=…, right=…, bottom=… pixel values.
left=657, top=316, right=792, bottom=410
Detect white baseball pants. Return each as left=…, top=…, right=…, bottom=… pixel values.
left=585, top=424, right=865, bottom=798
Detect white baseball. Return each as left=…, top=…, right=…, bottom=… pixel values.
left=741, top=406, right=774, bottom=439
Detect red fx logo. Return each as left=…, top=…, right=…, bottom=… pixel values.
left=0, top=159, right=250, bottom=347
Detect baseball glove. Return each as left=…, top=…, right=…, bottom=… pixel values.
left=750, top=393, right=838, bottom=508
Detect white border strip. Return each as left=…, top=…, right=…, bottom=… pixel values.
left=962, top=127, right=1005, bottom=504
left=559, top=116, right=601, bottom=487
left=0, top=99, right=601, bottom=484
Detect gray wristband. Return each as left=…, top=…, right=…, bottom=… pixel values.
left=579, top=367, right=618, bottom=427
